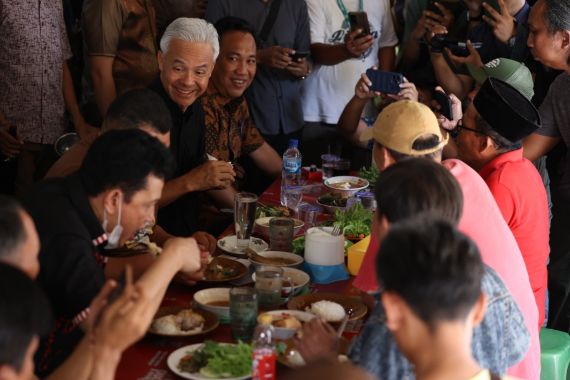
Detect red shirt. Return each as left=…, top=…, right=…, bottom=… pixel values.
left=479, top=148, right=549, bottom=327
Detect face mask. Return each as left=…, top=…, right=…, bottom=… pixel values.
left=103, top=196, right=123, bottom=249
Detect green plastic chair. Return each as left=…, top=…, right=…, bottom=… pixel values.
left=540, top=328, right=570, bottom=380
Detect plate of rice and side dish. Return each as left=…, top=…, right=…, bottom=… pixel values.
left=287, top=293, right=368, bottom=322
left=149, top=306, right=219, bottom=337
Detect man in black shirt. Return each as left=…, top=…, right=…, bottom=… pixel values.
left=24, top=129, right=204, bottom=375
left=151, top=18, right=237, bottom=237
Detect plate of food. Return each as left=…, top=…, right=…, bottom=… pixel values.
left=149, top=306, right=219, bottom=337
left=317, top=193, right=347, bottom=215
left=277, top=337, right=350, bottom=368
left=257, top=310, right=315, bottom=340
left=246, top=249, right=304, bottom=268
left=203, top=257, right=248, bottom=283
left=287, top=293, right=368, bottom=322
left=255, top=204, right=292, bottom=219
left=167, top=341, right=252, bottom=380
left=324, top=176, right=369, bottom=197
left=217, top=236, right=268, bottom=258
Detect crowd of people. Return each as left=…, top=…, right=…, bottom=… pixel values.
left=1, top=0, right=570, bottom=378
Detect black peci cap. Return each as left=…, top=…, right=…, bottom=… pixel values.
left=473, top=77, right=541, bottom=143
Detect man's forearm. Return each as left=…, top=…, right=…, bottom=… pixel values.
left=310, top=43, right=352, bottom=66
left=207, top=187, right=236, bottom=210
left=337, top=96, right=368, bottom=144
left=159, top=174, right=194, bottom=208
left=89, top=56, right=117, bottom=117
left=430, top=53, right=468, bottom=98
left=88, top=346, right=122, bottom=380
left=46, top=338, right=94, bottom=380
left=378, top=46, right=396, bottom=72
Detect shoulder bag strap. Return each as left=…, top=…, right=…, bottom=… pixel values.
left=259, top=0, right=284, bottom=43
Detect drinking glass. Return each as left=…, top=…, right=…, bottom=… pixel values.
left=297, top=203, right=323, bottom=229
left=269, top=217, right=294, bottom=252
left=255, top=266, right=287, bottom=311
left=234, top=192, right=258, bottom=250
left=333, top=159, right=351, bottom=176
left=229, top=287, right=258, bottom=342
left=321, top=154, right=340, bottom=179
left=282, top=185, right=303, bottom=213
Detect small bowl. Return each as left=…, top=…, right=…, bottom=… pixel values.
left=249, top=251, right=304, bottom=268
left=324, top=176, right=369, bottom=198
left=193, top=288, right=230, bottom=322
left=257, top=310, right=316, bottom=340
left=252, top=267, right=310, bottom=296
left=317, top=193, right=347, bottom=215
left=254, top=217, right=304, bottom=238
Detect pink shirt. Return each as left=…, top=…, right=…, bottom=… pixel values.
left=353, top=159, right=540, bottom=380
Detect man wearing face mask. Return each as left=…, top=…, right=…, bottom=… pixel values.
left=23, top=129, right=204, bottom=376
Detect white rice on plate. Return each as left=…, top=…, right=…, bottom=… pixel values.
left=305, top=300, right=346, bottom=322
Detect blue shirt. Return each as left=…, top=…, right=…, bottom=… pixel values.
left=468, top=2, right=531, bottom=63
left=205, top=0, right=310, bottom=135
left=348, top=266, right=530, bottom=380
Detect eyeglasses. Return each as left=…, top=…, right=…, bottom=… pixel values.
left=456, top=119, right=487, bottom=136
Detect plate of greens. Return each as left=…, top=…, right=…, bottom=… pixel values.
left=167, top=341, right=252, bottom=380
left=333, top=203, right=374, bottom=241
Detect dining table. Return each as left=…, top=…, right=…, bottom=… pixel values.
left=115, top=178, right=373, bottom=379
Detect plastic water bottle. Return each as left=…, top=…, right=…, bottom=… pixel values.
left=280, top=139, right=302, bottom=207
left=252, top=314, right=276, bottom=380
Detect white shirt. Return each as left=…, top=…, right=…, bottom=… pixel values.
left=301, top=0, right=398, bottom=124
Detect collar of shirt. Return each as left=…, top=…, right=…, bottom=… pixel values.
left=478, top=148, right=524, bottom=179
left=64, top=174, right=108, bottom=247
left=513, top=2, right=530, bottom=24
left=149, top=77, right=197, bottom=119
left=205, top=82, right=247, bottom=113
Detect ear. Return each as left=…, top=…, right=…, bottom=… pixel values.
left=102, top=189, right=122, bottom=215
left=382, top=146, right=396, bottom=168
left=561, top=30, right=570, bottom=50
left=157, top=50, right=164, bottom=71
left=480, top=135, right=495, bottom=153
left=471, top=292, right=488, bottom=327
left=381, top=292, right=405, bottom=332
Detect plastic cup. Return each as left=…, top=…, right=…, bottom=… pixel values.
left=229, top=287, right=258, bottom=342
left=269, top=217, right=294, bottom=252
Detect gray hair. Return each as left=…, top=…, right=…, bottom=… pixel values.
left=160, top=18, right=220, bottom=60
left=542, top=0, right=570, bottom=34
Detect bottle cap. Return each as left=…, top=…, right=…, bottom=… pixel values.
left=288, top=139, right=299, bottom=148
left=259, top=314, right=273, bottom=325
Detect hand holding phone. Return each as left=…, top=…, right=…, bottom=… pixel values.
left=348, top=11, right=371, bottom=38
left=365, top=69, right=404, bottom=95
left=433, top=90, right=453, bottom=120
left=290, top=51, right=309, bottom=62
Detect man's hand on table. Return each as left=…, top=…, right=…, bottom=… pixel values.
left=185, top=161, right=236, bottom=191
left=294, top=318, right=339, bottom=363
left=192, top=231, right=217, bottom=255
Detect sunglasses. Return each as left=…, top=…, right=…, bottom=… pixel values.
left=456, top=119, right=487, bottom=136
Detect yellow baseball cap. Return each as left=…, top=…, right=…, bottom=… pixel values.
left=360, top=100, right=448, bottom=155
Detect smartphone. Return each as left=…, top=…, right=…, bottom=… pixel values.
left=433, top=90, right=453, bottom=120
left=365, top=69, right=404, bottom=94
left=446, top=41, right=483, bottom=57
left=348, top=11, right=371, bottom=38
left=290, top=51, right=310, bottom=61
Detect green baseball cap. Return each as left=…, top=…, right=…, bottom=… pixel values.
left=467, top=58, right=534, bottom=100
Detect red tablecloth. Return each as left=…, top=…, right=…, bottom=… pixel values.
left=115, top=179, right=371, bottom=379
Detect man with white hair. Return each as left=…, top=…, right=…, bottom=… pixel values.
left=150, top=18, right=237, bottom=237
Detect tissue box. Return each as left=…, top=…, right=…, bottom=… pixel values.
left=347, top=235, right=371, bottom=276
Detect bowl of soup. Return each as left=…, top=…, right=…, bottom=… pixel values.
left=324, top=176, right=369, bottom=198
left=193, top=288, right=231, bottom=322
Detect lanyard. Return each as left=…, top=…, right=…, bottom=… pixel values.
left=336, top=0, right=364, bottom=29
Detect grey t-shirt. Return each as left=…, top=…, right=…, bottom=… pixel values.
left=536, top=73, right=570, bottom=188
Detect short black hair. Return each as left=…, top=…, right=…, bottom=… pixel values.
left=214, top=16, right=257, bottom=43
left=79, top=129, right=175, bottom=202
left=0, top=263, right=52, bottom=370
left=0, top=196, right=26, bottom=261
left=475, top=115, right=522, bottom=152
left=542, top=0, right=570, bottom=34
left=375, top=158, right=463, bottom=224
left=377, top=217, right=484, bottom=327
left=103, top=89, right=172, bottom=134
